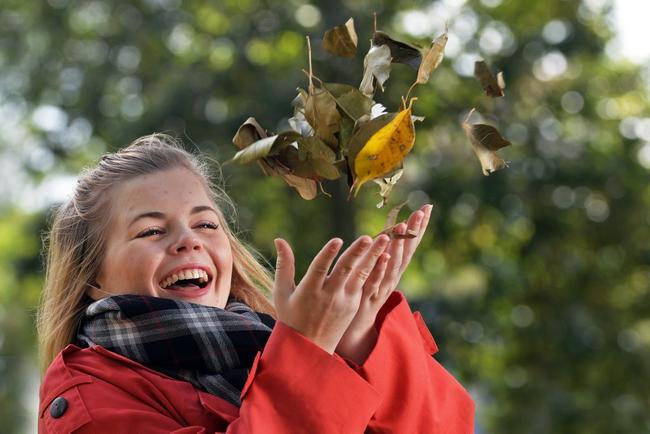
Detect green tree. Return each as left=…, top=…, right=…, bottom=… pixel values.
left=1, top=0, right=649, bottom=432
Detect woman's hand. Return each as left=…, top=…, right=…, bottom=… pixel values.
left=273, top=234, right=390, bottom=354
left=336, top=204, right=433, bottom=364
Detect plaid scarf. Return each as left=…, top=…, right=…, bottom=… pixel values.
left=76, top=294, right=275, bottom=406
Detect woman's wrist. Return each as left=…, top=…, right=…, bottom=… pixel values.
left=336, top=322, right=378, bottom=365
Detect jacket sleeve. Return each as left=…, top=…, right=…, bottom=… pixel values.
left=341, top=291, right=475, bottom=434
left=224, top=321, right=381, bottom=433
left=39, top=322, right=381, bottom=434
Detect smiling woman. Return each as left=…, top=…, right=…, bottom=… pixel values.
left=36, top=133, right=474, bottom=433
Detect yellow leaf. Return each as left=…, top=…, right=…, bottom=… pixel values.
left=351, top=106, right=415, bottom=196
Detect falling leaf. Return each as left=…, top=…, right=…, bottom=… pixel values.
left=359, top=44, right=392, bottom=97
left=474, top=60, right=505, bottom=97
left=323, top=18, right=358, bottom=58
left=374, top=199, right=417, bottom=238
left=232, top=117, right=267, bottom=149
left=373, top=167, right=403, bottom=208
left=282, top=138, right=340, bottom=180
left=351, top=104, right=416, bottom=196
left=283, top=173, right=318, bottom=200
left=416, top=30, right=448, bottom=84
left=462, top=115, right=511, bottom=176
left=346, top=113, right=397, bottom=172
left=323, top=82, right=374, bottom=121
left=227, top=131, right=302, bottom=165
left=303, top=88, right=341, bottom=149
left=372, top=31, right=422, bottom=70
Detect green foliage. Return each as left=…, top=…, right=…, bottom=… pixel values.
left=1, top=0, right=650, bottom=432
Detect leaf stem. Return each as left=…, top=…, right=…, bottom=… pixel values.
left=306, top=36, right=314, bottom=94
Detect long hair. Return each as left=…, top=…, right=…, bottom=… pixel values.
left=36, top=133, right=275, bottom=373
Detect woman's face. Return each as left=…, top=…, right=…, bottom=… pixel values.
left=90, top=167, right=233, bottom=308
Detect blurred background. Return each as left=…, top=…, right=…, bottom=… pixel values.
left=1, top=0, right=649, bottom=432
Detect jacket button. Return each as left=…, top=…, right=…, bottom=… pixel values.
left=50, top=396, right=68, bottom=418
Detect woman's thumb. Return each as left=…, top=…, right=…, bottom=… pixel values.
left=273, top=238, right=295, bottom=295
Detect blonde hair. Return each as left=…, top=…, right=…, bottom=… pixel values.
left=37, top=133, right=276, bottom=373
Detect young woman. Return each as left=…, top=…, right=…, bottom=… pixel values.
left=37, top=134, right=474, bottom=433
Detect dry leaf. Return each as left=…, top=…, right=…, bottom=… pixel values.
left=346, top=113, right=397, bottom=172
left=416, top=30, right=448, bottom=84
left=474, top=60, right=505, bottom=97
left=303, top=88, right=341, bottom=149
left=359, top=44, right=392, bottom=97
left=375, top=200, right=417, bottom=238
left=373, top=167, right=403, bottom=208
left=283, top=172, right=318, bottom=200
left=462, top=117, right=511, bottom=176
left=227, top=131, right=302, bottom=165
left=283, top=137, right=340, bottom=181
left=372, top=31, right=422, bottom=70
left=350, top=104, right=415, bottom=196
left=323, top=18, right=358, bottom=58
left=323, top=82, right=374, bottom=121
left=232, top=117, right=267, bottom=149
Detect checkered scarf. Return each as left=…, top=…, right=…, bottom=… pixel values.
left=76, top=294, right=275, bottom=406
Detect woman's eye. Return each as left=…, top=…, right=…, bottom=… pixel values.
left=137, top=228, right=164, bottom=238
left=197, top=222, right=219, bottom=230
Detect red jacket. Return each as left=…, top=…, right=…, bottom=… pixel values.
left=39, top=292, right=474, bottom=433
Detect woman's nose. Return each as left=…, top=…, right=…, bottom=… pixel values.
left=170, top=230, right=202, bottom=253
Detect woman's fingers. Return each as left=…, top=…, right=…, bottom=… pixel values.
left=381, top=222, right=406, bottom=294
left=273, top=238, right=296, bottom=300
left=301, top=238, right=344, bottom=290
left=362, top=252, right=391, bottom=299
left=340, top=234, right=390, bottom=294
left=326, top=235, right=374, bottom=292
left=393, top=204, right=432, bottom=275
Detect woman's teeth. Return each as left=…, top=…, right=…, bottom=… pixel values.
left=160, top=269, right=209, bottom=289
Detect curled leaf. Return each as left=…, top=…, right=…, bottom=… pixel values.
left=474, top=60, right=505, bottom=97
left=359, top=44, right=392, bottom=97
left=375, top=200, right=417, bottom=238
left=462, top=115, right=511, bottom=176
left=373, top=167, right=403, bottom=208
left=351, top=104, right=416, bottom=196
left=372, top=31, right=422, bottom=70
left=227, top=131, right=302, bottom=165
left=323, top=18, right=358, bottom=58
left=416, top=30, right=448, bottom=84
left=232, top=117, right=267, bottom=149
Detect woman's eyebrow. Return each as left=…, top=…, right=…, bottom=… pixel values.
left=128, top=206, right=218, bottom=227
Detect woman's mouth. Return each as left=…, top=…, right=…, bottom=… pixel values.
left=159, top=268, right=213, bottom=298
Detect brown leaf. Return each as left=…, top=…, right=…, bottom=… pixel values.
left=462, top=118, right=511, bottom=176
left=474, top=60, right=505, bottom=97
left=416, top=30, right=448, bottom=84
left=226, top=131, right=302, bottom=165
left=384, top=200, right=408, bottom=229
left=372, top=31, right=422, bottom=70
left=304, top=88, right=341, bottom=149
left=323, top=18, right=358, bottom=58
left=232, top=117, right=267, bottom=149
left=359, top=44, right=392, bottom=97
left=283, top=171, right=318, bottom=199
left=375, top=200, right=417, bottom=238
left=323, top=82, right=374, bottom=121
